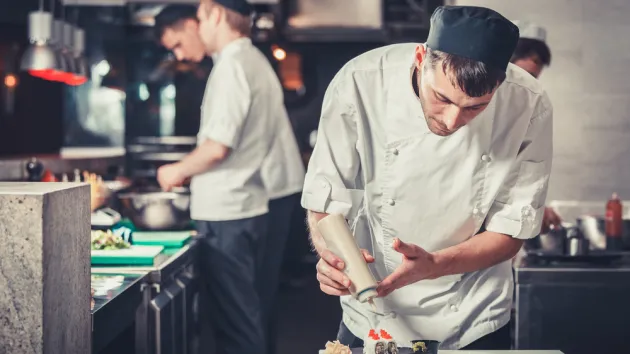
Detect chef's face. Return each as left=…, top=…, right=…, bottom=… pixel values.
left=415, top=46, right=496, bottom=137
left=197, top=2, right=222, bottom=54
left=513, top=55, right=544, bottom=78
left=160, top=20, right=206, bottom=63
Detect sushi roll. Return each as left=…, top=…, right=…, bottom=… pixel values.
left=379, top=330, right=398, bottom=354
left=363, top=329, right=385, bottom=354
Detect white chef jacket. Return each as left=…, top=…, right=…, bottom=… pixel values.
left=262, top=112, right=305, bottom=200
left=301, top=43, right=553, bottom=349
left=191, top=38, right=285, bottom=221
left=205, top=50, right=305, bottom=202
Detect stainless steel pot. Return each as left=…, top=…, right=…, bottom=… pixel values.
left=117, top=187, right=191, bottom=230
left=566, top=226, right=589, bottom=256
left=537, top=225, right=567, bottom=254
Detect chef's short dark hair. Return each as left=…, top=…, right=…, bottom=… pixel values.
left=154, top=5, right=199, bottom=40
left=510, top=38, right=552, bottom=66
left=425, top=47, right=506, bottom=98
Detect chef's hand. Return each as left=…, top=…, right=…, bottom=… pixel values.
left=541, top=207, right=562, bottom=234
left=377, top=238, right=435, bottom=297
left=157, top=163, right=186, bottom=192
left=316, top=248, right=374, bottom=296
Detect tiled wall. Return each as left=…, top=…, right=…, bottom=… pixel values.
left=451, top=0, right=630, bottom=204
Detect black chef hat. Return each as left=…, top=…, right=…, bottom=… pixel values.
left=214, top=0, right=253, bottom=16
left=426, top=6, right=519, bottom=71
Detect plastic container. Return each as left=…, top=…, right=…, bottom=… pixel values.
left=317, top=214, right=378, bottom=304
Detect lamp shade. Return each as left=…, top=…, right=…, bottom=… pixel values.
left=62, top=22, right=77, bottom=74
left=20, top=11, right=62, bottom=73
left=21, top=44, right=58, bottom=72
left=66, top=27, right=88, bottom=86
left=29, top=19, right=73, bottom=82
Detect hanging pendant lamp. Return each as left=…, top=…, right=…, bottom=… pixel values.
left=20, top=1, right=62, bottom=75
left=67, top=27, right=88, bottom=86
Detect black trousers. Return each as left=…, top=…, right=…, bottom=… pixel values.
left=337, top=320, right=511, bottom=350
left=258, top=193, right=301, bottom=354
left=196, top=214, right=268, bottom=354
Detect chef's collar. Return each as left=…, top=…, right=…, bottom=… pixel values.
left=512, top=20, right=547, bottom=42
left=213, top=37, right=251, bottom=62
left=426, top=6, right=519, bottom=71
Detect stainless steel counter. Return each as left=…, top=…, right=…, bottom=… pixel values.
left=91, top=239, right=201, bottom=354
left=91, top=240, right=198, bottom=283
left=515, top=253, right=630, bottom=284
left=514, top=254, right=630, bottom=354
left=320, top=350, right=564, bottom=354
left=0, top=147, right=125, bottom=180
left=91, top=272, right=149, bottom=353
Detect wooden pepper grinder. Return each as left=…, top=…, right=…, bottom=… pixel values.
left=605, top=193, right=623, bottom=251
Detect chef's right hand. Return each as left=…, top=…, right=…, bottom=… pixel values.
left=316, top=248, right=374, bottom=296
left=541, top=206, right=562, bottom=234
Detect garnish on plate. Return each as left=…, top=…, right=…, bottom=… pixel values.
left=91, top=230, right=130, bottom=250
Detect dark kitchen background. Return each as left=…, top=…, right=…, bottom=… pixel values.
left=5, top=1, right=630, bottom=354
left=0, top=0, right=440, bottom=157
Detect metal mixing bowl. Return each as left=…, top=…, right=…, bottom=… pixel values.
left=117, top=187, right=191, bottom=230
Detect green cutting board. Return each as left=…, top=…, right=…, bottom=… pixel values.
left=91, top=245, right=164, bottom=265
left=132, top=231, right=193, bottom=248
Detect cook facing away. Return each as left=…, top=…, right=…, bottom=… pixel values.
left=154, top=4, right=304, bottom=354
left=510, top=20, right=562, bottom=234
left=303, top=6, right=553, bottom=350
left=156, top=0, right=300, bottom=353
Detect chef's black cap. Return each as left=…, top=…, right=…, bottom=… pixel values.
left=214, top=0, right=253, bottom=16
left=426, top=6, right=519, bottom=71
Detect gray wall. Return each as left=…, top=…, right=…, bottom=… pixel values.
left=450, top=0, right=630, bottom=203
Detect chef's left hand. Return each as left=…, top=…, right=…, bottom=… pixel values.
left=157, top=163, right=186, bottom=192
left=377, top=238, right=436, bottom=297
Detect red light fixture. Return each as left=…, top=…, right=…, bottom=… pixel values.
left=29, top=68, right=72, bottom=82
left=66, top=26, right=88, bottom=86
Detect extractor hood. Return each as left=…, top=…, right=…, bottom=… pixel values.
left=283, top=0, right=437, bottom=43
left=284, top=0, right=385, bottom=42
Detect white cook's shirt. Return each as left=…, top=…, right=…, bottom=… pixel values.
left=301, top=43, right=553, bottom=349
left=262, top=111, right=305, bottom=200
left=205, top=50, right=304, bottom=202
left=191, top=38, right=284, bottom=221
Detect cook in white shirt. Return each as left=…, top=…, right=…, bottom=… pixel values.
left=302, top=6, right=552, bottom=350
left=156, top=1, right=303, bottom=353
left=511, top=20, right=562, bottom=235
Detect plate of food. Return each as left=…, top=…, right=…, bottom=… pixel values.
left=320, top=329, right=439, bottom=354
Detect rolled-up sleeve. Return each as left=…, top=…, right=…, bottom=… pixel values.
left=198, top=61, right=251, bottom=148
left=301, top=75, right=363, bottom=219
left=485, top=92, right=553, bottom=239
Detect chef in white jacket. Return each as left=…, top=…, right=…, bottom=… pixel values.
left=303, top=6, right=552, bottom=350
left=511, top=20, right=562, bottom=234
left=156, top=1, right=304, bottom=353
left=510, top=20, right=552, bottom=79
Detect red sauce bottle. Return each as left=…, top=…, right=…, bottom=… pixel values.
left=605, top=193, right=623, bottom=251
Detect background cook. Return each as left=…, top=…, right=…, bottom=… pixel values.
left=156, top=0, right=295, bottom=353
left=154, top=4, right=305, bottom=353
left=511, top=20, right=561, bottom=234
